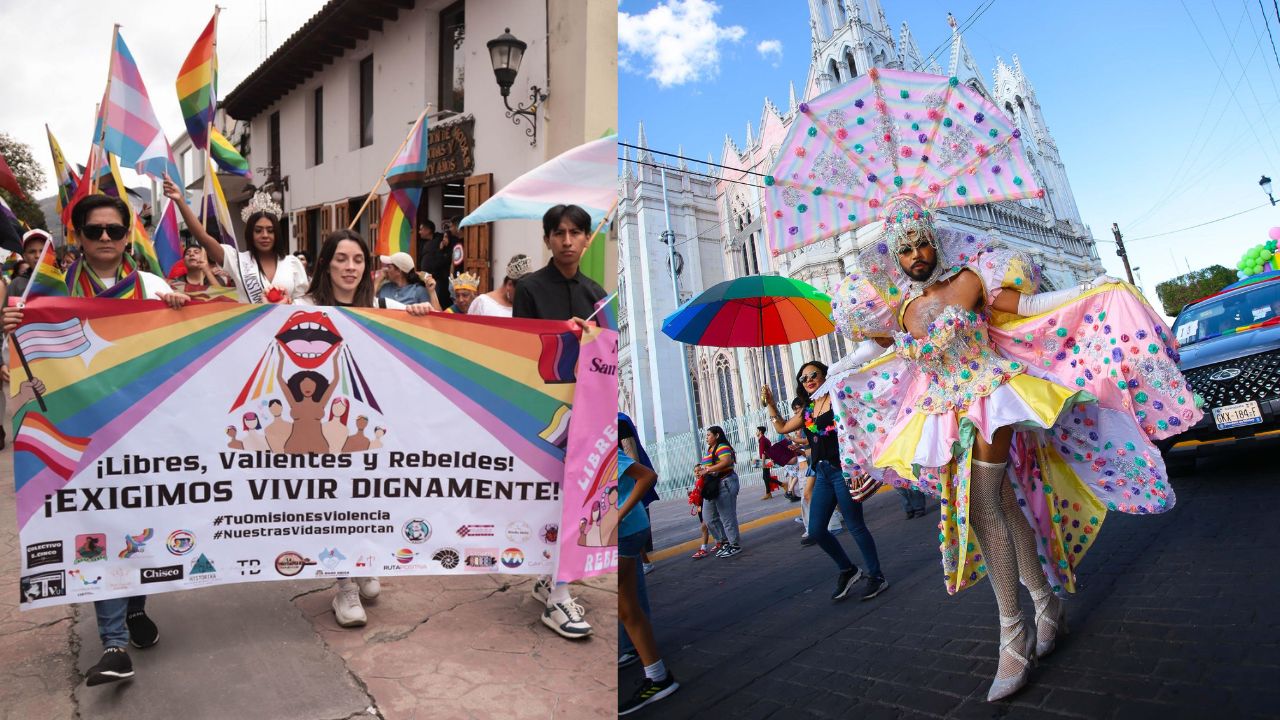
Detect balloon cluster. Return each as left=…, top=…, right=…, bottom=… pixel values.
left=1236, top=228, right=1280, bottom=279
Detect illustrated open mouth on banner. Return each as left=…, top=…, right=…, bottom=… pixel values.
left=10, top=299, right=618, bottom=609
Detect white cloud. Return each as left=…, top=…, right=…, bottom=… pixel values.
left=756, top=39, right=782, bottom=66
left=619, top=0, right=746, bottom=88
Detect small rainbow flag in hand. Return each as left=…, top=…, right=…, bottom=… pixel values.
left=21, top=239, right=68, bottom=301
left=375, top=110, right=429, bottom=257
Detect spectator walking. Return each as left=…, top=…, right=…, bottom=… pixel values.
left=897, top=487, right=928, bottom=519
left=617, top=449, right=680, bottom=715
left=696, top=426, right=741, bottom=558
left=756, top=426, right=783, bottom=500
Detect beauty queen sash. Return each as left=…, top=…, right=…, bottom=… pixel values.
left=234, top=250, right=266, bottom=304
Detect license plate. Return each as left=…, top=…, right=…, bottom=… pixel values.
left=1212, top=401, right=1263, bottom=430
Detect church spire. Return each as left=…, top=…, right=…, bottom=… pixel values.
left=947, top=12, right=983, bottom=86
left=788, top=80, right=798, bottom=112
left=898, top=21, right=922, bottom=70
left=677, top=144, right=688, bottom=171
left=636, top=121, right=652, bottom=163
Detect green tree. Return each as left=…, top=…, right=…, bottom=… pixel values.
left=1154, top=264, right=1238, bottom=316
left=0, top=132, right=48, bottom=231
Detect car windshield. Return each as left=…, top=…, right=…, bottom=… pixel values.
left=1173, top=281, right=1280, bottom=346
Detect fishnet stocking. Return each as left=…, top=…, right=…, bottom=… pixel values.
left=969, top=458, right=1032, bottom=679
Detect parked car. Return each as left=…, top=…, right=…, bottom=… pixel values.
left=1160, top=274, right=1280, bottom=464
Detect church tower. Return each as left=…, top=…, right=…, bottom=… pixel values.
left=808, top=0, right=898, bottom=92
left=992, top=55, right=1085, bottom=228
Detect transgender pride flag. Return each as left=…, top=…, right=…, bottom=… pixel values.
left=102, top=29, right=184, bottom=186
left=14, top=413, right=90, bottom=481
left=458, top=134, right=616, bottom=229
left=13, top=319, right=108, bottom=365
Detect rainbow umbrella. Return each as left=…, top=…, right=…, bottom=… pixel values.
left=662, top=276, right=834, bottom=348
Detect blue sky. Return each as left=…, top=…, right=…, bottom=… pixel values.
left=620, top=0, right=1280, bottom=305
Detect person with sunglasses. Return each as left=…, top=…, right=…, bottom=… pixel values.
left=761, top=361, right=887, bottom=602
left=3, top=194, right=190, bottom=688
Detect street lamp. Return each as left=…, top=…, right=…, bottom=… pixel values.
left=1261, top=175, right=1277, bottom=206
left=486, top=28, right=548, bottom=147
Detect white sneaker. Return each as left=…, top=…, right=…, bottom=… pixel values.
left=542, top=599, right=592, bottom=639
left=531, top=576, right=552, bottom=604
left=332, top=582, right=367, bottom=627
left=642, top=563, right=655, bottom=575
left=355, top=576, right=380, bottom=601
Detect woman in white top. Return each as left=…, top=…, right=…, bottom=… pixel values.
left=468, top=253, right=533, bottom=317
left=296, top=228, right=432, bottom=629
left=163, top=178, right=309, bottom=304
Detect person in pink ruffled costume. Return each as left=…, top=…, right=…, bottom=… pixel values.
left=817, top=195, right=1202, bottom=701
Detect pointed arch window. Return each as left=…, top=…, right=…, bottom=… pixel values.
left=715, top=355, right=737, bottom=420
left=763, top=345, right=788, bottom=411
left=829, top=58, right=841, bottom=83
left=845, top=49, right=857, bottom=79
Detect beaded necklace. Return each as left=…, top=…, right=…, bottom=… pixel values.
left=804, top=398, right=837, bottom=436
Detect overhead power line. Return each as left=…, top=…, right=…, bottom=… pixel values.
left=1128, top=203, right=1268, bottom=241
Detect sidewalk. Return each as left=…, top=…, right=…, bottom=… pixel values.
left=0, top=442, right=616, bottom=720
left=625, top=450, right=1280, bottom=718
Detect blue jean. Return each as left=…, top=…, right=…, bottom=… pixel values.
left=702, top=473, right=740, bottom=545
left=896, top=487, right=926, bottom=513
left=808, top=460, right=882, bottom=578
left=618, top=529, right=652, bottom=656
left=95, top=595, right=146, bottom=649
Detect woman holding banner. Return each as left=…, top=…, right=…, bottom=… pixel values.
left=295, top=228, right=433, bottom=627
left=162, top=178, right=308, bottom=304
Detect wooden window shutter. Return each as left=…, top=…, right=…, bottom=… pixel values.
left=294, top=210, right=310, bottom=256
left=321, top=204, right=334, bottom=235
left=335, top=202, right=350, bottom=232
left=368, top=193, right=383, bottom=238
left=463, top=173, right=493, bottom=292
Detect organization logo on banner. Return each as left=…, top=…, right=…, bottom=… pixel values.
left=432, top=548, right=460, bottom=570
left=74, top=534, right=107, bottom=563
left=402, top=519, right=432, bottom=544
left=540, top=524, right=559, bottom=544
left=189, top=554, right=217, bottom=582
left=20, top=570, right=67, bottom=603
left=506, top=522, right=532, bottom=543
left=140, top=565, right=184, bottom=584
left=500, top=547, right=525, bottom=569
left=383, top=547, right=431, bottom=572
left=314, top=547, right=348, bottom=577
left=463, top=548, right=499, bottom=571
left=274, top=552, right=316, bottom=577
left=354, top=554, right=378, bottom=570
left=166, top=529, right=197, bottom=556
left=457, top=524, right=495, bottom=538
left=118, top=528, right=154, bottom=559
left=237, top=559, right=262, bottom=576
left=393, top=548, right=416, bottom=564
left=68, top=569, right=103, bottom=597
left=25, top=541, right=64, bottom=569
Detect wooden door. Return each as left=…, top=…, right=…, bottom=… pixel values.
left=334, top=202, right=350, bottom=234
left=463, top=173, right=493, bottom=292
left=293, top=210, right=309, bottom=256
left=320, top=204, right=334, bottom=237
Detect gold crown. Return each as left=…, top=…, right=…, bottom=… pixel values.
left=241, top=190, right=283, bottom=222
left=450, top=271, right=480, bottom=293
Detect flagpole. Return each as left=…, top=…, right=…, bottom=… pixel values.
left=14, top=237, right=59, bottom=411
left=203, top=5, right=220, bottom=224
left=347, top=105, right=434, bottom=231
left=91, top=24, right=121, bottom=196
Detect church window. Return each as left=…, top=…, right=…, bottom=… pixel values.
left=829, top=58, right=841, bottom=83
left=845, top=49, right=858, bottom=79
left=715, top=355, right=737, bottom=420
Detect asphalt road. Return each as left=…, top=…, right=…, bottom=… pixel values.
left=626, top=447, right=1280, bottom=719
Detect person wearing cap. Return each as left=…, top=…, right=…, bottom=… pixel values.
left=6, top=228, right=50, bottom=297
left=468, top=254, right=533, bottom=317
left=376, top=251, right=437, bottom=307
left=446, top=271, right=480, bottom=314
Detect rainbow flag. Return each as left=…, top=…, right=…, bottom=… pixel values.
left=375, top=111, right=429, bottom=257
left=46, top=126, right=80, bottom=218
left=21, top=239, right=69, bottom=300
left=202, top=155, right=238, bottom=247
left=177, top=13, right=217, bottom=150
left=102, top=30, right=184, bottom=186
left=152, top=201, right=182, bottom=276
left=0, top=149, right=25, bottom=199
left=590, top=293, right=618, bottom=331
left=210, top=127, right=250, bottom=177
left=14, top=413, right=90, bottom=481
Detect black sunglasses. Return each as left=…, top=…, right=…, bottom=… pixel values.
left=799, top=371, right=823, bottom=383
left=81, top=223, right=129, bottom=241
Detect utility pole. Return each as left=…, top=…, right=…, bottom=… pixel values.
left=660, top=167, right=699, bottom=437
left=1110, top=222, right=1135, bottom=285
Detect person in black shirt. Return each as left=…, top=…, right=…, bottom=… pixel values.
left=417, top=219, right=462, bottom=309
left=512, top=204, right=606, bottom=325
left=761, top=360, right=887, bottom=603
left=513, top=204, right=604, bottom=640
